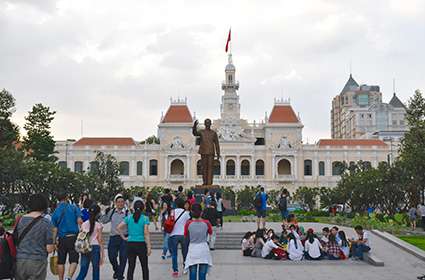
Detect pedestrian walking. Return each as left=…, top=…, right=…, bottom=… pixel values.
left=409, top=205, right=418, bottom=231
left=184, top=203, right=213, bottom=280
left=202, top=201, right=218, bottom=250
left=14, top=194, right=55, bottom=280
left=51, top=192, right=83, bottom=280
left=215, top=192, right=224, bottom=228
left=75, top=203, right=104, bottom=280
left=99, top=194, right=129, bottom=280
left=159, top=202, right=171, bottom=260
left=117, top=200, right=151, bottom=280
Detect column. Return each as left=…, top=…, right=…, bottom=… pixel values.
left=251, top=158, right=255, bottom=178
left=220, top=157, right=225, bottom=178
left=272, top=156, right=276, bottom=179
left=236, top=155, right=240, bottom=178
left=131, top=159, right=136, bottom=176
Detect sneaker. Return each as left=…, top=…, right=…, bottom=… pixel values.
left=113, top=273, right=118, bottom=279
left=210, top=248, right=215, bottom=251
left=161, top=255, right=166, bottom=260
left=172, top=271, right=179, bottom=278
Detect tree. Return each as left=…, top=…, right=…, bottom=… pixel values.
left=0, top=89, right=20, bottom=147
left=88, top=151, right=124, bottom=204
left=140, top=135, right=160, bottom=144
left=398, top=90, right=425, bottom=203
left=23, top=103, right=57, bottom=161
left=293, top=186, right=319, bottom=211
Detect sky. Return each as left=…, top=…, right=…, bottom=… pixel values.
left=1, top=0, right=424, bottom=143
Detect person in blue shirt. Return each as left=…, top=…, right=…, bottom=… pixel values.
left=80, top=198, right=93, bottom=222
left=255, top=187, right=268, bottom=229
left=51, top=192, right=83, bottom=280
left=117, top=200, right=151, bottom=280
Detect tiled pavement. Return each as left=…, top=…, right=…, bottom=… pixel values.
left=46, top=222, right=425, bottom=280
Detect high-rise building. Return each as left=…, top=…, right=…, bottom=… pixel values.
left=331, top=74, right=407, bottom=140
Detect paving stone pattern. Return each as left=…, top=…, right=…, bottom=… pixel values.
left=46, top=222, right=425, bottom=280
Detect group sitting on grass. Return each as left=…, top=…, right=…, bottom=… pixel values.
left=241, top=214, right=371, bottom=261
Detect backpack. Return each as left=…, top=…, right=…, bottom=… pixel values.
left=254, top=193, right=262, bottom=209
left=0, top=234, right=14, bottom=279
left=163, top=210, right=185, bottom=234
left=278, top=196, right=287, bottom=211
left=75, top=231, right=92, bottom=254
left=0, top=216, right=43, bottom=279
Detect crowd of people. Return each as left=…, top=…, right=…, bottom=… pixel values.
left=241, top=213, right=371, bottom=261
left=0, top=187, right=224, bottom=280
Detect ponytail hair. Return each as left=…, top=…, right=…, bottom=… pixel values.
left=133, top=200, right=145, bottom=223
left=88, top=203, right=100, bottom=236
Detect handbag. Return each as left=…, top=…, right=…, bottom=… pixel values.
left=163, top=210, right=185, bottom=234
left=50, top=251, right=59, bottom=275
left=75, top=231, right=92, bottom=254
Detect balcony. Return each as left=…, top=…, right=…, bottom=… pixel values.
left=240, top=175, right=252, bottom=180
left=224, top=175, right=236, bottom=180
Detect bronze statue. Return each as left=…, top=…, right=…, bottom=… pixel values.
left=192, top=119, right=220, bottom=185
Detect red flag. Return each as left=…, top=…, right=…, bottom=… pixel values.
left=225, top=29, right=231, bottom=52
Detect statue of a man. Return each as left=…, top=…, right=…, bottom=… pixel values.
left=192, top=118, right=220, bottom=185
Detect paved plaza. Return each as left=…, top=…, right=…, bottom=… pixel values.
left=46, top=223, right=425, bottom=280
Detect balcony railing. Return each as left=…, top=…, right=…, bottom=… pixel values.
left=169, top=174, right=185, bottom=181
left=240, top=175, right=252, bottom=180
left=276, top=175, right=295, bottom=181
left=224, top=175, right=236, bottom=180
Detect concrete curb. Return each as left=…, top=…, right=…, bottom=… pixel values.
left=363, top=252, right=384, bottom=266
left=371, top=229, right=425, bottom=262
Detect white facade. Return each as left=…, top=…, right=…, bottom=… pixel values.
left=55, top=54, right=392, bottom=192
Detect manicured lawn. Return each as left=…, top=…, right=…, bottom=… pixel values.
left=399, top=236, right=425, bottom=251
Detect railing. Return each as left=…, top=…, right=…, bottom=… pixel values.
left=240, top=175, right=252, bottom=180
left=276, top=175, right=295, bottom=181
left=255, top=175, right=265, bottom=179
left=224, top=175, right=236, bottom=180
left=169, top=175, right=185, bottom=181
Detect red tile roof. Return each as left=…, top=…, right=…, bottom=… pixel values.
left=269, top=105, right=299, bottom=123
left=73, top=137, right=135, bottom=146
left=318, top=139, right=387, bottom=147
left=162, top=105, right=192, bottom=123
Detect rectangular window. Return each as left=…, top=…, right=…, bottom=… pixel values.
left=319, top=161, right=325, bottom=176
left=149, top=160, right=158, bottom=176
left=358, top=94, right=369, bottom=106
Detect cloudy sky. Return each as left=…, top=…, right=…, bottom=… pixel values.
left=1, top=0, right=424, bottom=142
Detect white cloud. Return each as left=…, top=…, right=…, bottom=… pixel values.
left=0, top=0, right=424, bottom=142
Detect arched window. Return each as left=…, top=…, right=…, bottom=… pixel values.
left=213, top=160, right=221, bottom=175
left=149, top=159, right=158, bottom=176
left=241, top=160, right=250, bottom=176
left=170, top=159, right=184, bottom=175
left=89, top=161, right=99, bottom=172
left=58, top=161, right=67, bottom=169
left=255, top=160, right=265, bottom=176
left=196, top=160, right=202, bottom=175
left=319, top=161, right=325, bottom=176
left=137, top=161, right=143, bottom=176
left=304, top=159, right=312, bottom=176
left=74, top=161, right=83, bottom=173
left=226, top=160, right=235, bottom=176
left=332, top=161, right=344, bottom=176
left=119, top=161, right=129, bottom=176
left=277, top=159, right=291, bottom=175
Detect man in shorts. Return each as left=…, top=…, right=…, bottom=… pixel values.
left=255, top=187, right=268, bottom=229
left=52, top=192, right=82, bottom=280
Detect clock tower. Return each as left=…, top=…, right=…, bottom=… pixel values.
left=220, top=53, right=240, bottom=123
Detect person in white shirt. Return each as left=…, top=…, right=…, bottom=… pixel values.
left=351, top=225, right=371, bottom=260
left=261, top=235, right=279, bottom=259
left=304, top=229, right=323, bottom=260
left=168, top=198, right=191, bottom=277
left=241, top=232, right=254, bottom=257
left=287, top=233, right=304, bottom=261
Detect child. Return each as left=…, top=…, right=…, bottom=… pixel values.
left=320, top=227, right=330, bottom=245
left=241, top=232, right=254, bottom=256
left=304, top=229, right=322, bottom=260
left=287, top=233, right=304, bottom=261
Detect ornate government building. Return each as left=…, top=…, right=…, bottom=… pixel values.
left=55, top=54, right=393, bottom=191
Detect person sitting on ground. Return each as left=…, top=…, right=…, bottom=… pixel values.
left=266, top=229, right=275, bottom=240
left=288, top=224, right=301, bottom=241
left=325, top=234, right=341, bottom=260
left=331, top=226, right=341, bottom=243
left=279, top=224, right=288, bottom=245
left=261, top=234, right=285, bottom=260
left=303, top=228, right=323, bottom=260
left=338, top=230, right=350, bottom=259
left=320, top=227, right=330, bottom=246
left=241, top=232, right=255, bottom=257
left=350, top=225, right=371, bottom=260
left=287, top=232, right=304, bottom=261
left=251, top=229, right=266, bottom=258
